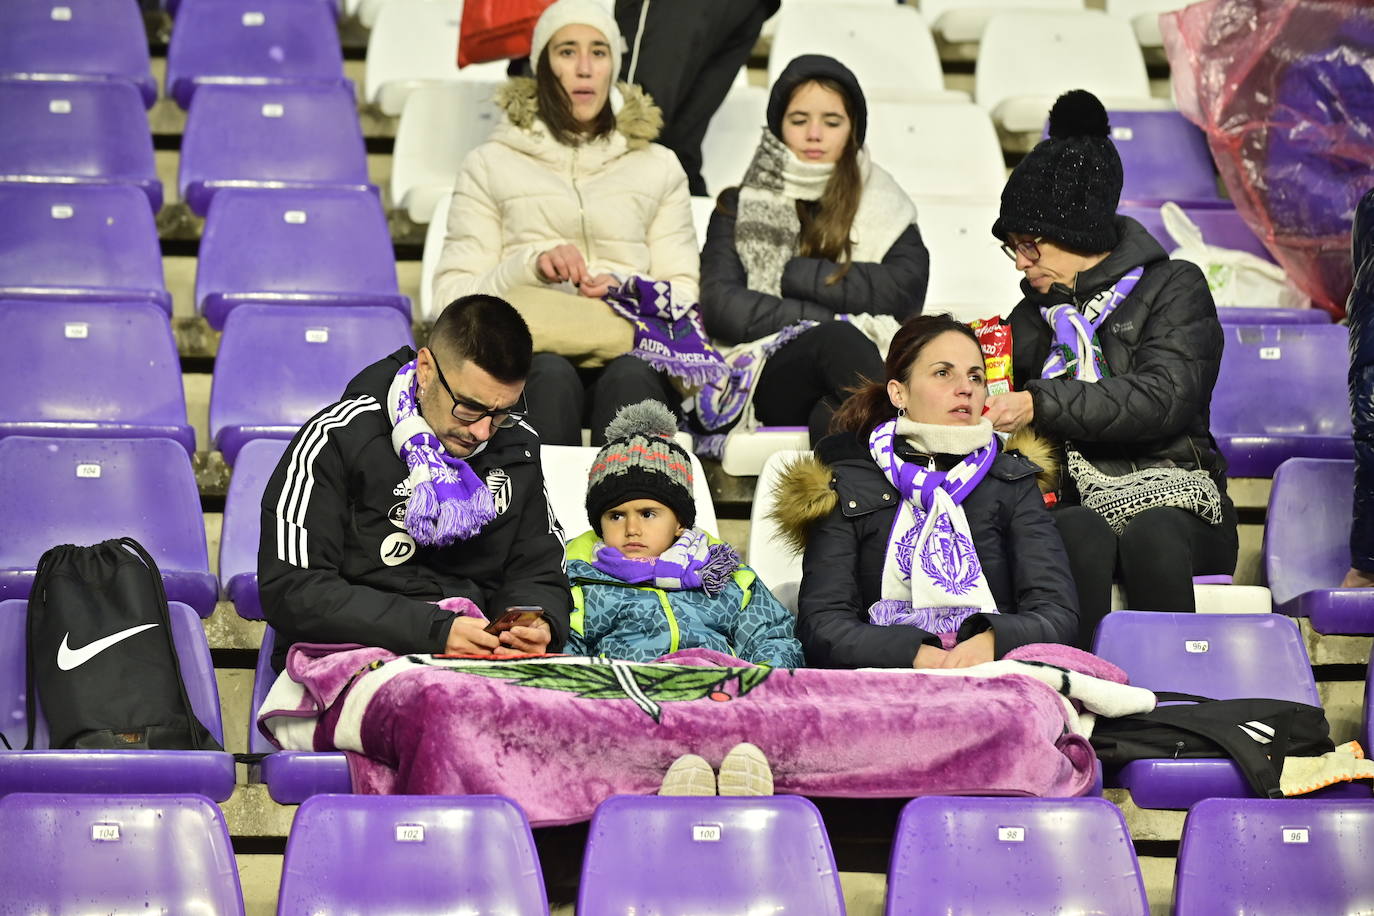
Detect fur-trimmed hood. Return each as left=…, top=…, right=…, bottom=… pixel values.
left=494, top=76, right=663, bottom=152
left=769, top=428, right=1061, bottom=555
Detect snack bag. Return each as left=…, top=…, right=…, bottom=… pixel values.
left=970, top=316, right=1013, bottom=396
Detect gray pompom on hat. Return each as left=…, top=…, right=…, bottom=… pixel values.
left=585, top=401, right=696, bottom=534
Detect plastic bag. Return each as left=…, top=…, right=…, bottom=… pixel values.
left=1159, top=203, right=1307, bottom=308
left=1161, top=0, right=1374, bottom=317
left=458, top=0, right=555, bottom=68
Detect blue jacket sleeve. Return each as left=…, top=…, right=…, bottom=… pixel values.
left=729, top=573, right=804, bottom=667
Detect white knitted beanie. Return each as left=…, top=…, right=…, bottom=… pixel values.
left=530, top=0, right=624, bottom=77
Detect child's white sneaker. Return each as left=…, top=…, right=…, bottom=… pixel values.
left=717, top=742, right=773, bottom=796
left=659, top=753, right=716, bottom=796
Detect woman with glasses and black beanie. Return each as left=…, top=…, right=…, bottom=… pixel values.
left=982, top=89, right=1237, bottom=649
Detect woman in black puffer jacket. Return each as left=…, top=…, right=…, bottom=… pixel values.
left=983, top=90, right=1237, bottom=648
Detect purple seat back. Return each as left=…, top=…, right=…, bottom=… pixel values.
left=1108, top=110, right=1221, bottom=206
left=250, top=627, right=277, bottom=753
left=0, top=598, right=225, bottom=750
left=1216, top=306, right=1331, bottom=325
left=166, top=0, right=341, bottom=18
left=1118, top=204, right=1276, bottom=263
left=0, top=437, right=217, bottom=616
left=0, top=80, right=161, bottom=211
left=0, top=300, right=192, bottom=453
left=1211, top=324, right=1352, bottom=476
left=221, top=438, right=289, bottom=620
left=1265, top=458, right=1353, bottom=608
left=0, top=0, right=157, bottom=106
left=886, top=796, right=1148, bottom=916
left=578, top=795, right=844, bottom=915
left=177, top=83, right=370, bottom=216
left=165, top=0, right=347, bottom=108
left=0, top=185, right=168, bottom=310
left=278, top=795, right=548, bottom=915
left=1174, top=798, right=1374, bottom=915
left=1093, top=611, right=1318, bottom=705
left=210, top=304, right=413, bottom=465
left=196, top=187, right=410, bottom=328
left=0, top=793, right=244, bottom=914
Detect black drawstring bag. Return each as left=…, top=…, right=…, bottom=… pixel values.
left=1090, top=691, right=1334, bottom=799
left=22, top=537, right=221, bottom=751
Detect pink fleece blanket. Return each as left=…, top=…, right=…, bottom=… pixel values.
left=267, top=644, right=1138, bottom=827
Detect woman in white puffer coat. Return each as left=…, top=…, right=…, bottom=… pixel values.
left=433, top=0, right=698, bottom=446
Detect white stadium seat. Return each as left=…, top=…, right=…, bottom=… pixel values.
left=920, top=0, right=1085, bottom=45
left=975, top=10, right=1169, bottom=133
left=390, top=79, right=504, bottom=222
left=913, top=196, right=1023, bottom=324
left=747, top=449, right=811, bottom=612
left=1104, top=0, right=1189, bottom=48
left=365, top=0, right=507, bottom=116
left=866, top=100, right=1006, bottom=199
left=700, top=85, right=767, bottom=198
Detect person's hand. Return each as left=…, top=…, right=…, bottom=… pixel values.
left=1341, top=567, right=1374, bottom=588
left=496, top=618, right=552, bottom=656
left=939, top=630, right=996, bottom=668
left=537, top=244, right=588, bottom=286
left=578, top=273, right=615, bottom=298
left=913, top=644, right=951, bottom=669
left=444, top=615, right=502, bottom=655
left=984, top=391, right=1034, bottom=433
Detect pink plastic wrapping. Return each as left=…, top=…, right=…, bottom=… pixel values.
left=1161, top=0, right=1374, bottom=317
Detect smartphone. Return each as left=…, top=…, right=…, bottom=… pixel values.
left=484, top=606, right=545, bottom=635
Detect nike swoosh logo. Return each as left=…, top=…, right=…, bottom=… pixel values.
left=57, top=624, right=159, bottom=671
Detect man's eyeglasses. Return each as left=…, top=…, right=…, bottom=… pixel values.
left=429, top=350, right=526, bottom=429
left=1001, top=237, right=1044, bottom=262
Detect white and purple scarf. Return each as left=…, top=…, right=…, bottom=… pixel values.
left=867, top=417, right=1000, bottom=634
left=602, top=276, right=728, bottom=388
left=591, top=527, right=740, bottom=597
left=387, top=361, right=496, bottom=546
left=1040, top=267, right=1144, bottom=382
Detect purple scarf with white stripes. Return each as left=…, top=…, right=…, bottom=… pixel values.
left=591, top=528, right=741, bottom=597
left=387, top=360, right=496, bottom=546
left=602, top=276, right=729, bottom=387
left=867, top=418, right=999, bottom=634
left=1040, top=267, right=1144, bottom=381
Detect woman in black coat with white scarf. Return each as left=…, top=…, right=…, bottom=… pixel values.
left=697, top=54, right=930, bottom=445
left=775, top=313, right=1079, bottom=670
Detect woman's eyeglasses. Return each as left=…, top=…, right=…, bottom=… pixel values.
left=430, top=351, right=527, bottom=429
left=1000, top=237, right=1044, bottom=262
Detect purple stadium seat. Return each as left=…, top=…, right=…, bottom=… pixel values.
left=578, top=795, right=845, bottom=915
left=178, top=83, right=371, bottom=216
left=1174, top=798, right=1374, bottom=915
left=210, top=303, right=414, bottom=465
left=0, top=80, right=162, bottom=211
left=1216, top=306, right=1332, bottom=325
left=0, top=300, right=193, bottom=454
left=1266, top=458, right=1374, bottom=634
left=0, top=185, right=169, bottom=310
left=1048, top=110, right=1222, bottom=208
left=250, top=627, right=351, bottom=800
left=1211, top=324, right=1353, bottom=477
left=166, top=0, right=340, bottom=19
left=886, top=796, right=1149, bottom=916
left=0, top=600, right=235, bottom=800
left=1118, top=203, right=1276, bottom=263
left=0, top=793, right=243, bottom=913
left=278, top=795, right=548, bottom=915
left=1093, top=611, right=1368, bottom=808
left=196, top=187, right=411, bottom=329
left=0, top=0, right=157, bottom=107
left=165, top=0, right=348, bottom=109
left=221, top=439, right=288, bottom=620
left=0, top=437, right=218, bottom=617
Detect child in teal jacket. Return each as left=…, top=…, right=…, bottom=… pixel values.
left=565, top=401, right=803, bottom=668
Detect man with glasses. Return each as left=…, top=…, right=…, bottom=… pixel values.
left=258, top=295, right=571, bottom=671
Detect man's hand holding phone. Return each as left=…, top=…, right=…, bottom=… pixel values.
left=444, top=615, right=502, bottom=655
left=488, top=607, right=551, bottom=656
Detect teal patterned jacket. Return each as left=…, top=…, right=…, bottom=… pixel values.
left=564, top=531, right=804, bottom=667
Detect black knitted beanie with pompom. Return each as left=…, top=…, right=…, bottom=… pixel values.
left=991, top=89, right=1123, bottom=254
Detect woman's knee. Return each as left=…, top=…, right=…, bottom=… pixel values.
left=1118, top=507, right=1194, bottom=555
left=528, top=352, right=580, bottom=386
